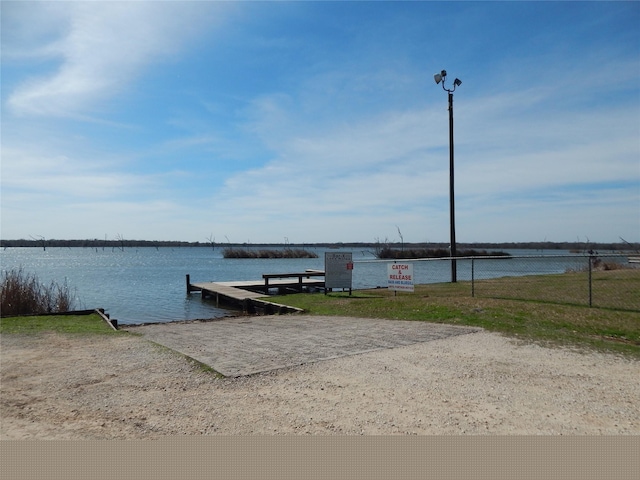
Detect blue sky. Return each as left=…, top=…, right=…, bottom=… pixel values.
left=1, top=1, right=639, bottom=244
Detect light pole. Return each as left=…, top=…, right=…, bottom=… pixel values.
left=434, top=69, right=461, bottom=283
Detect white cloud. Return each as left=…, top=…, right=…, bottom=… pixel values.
left=5, top=2, right=225, bottom=118
left=0, top=144, right=184, bottom=204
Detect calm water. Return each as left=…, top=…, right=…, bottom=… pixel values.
left=1, top=246, right=592, bottom=325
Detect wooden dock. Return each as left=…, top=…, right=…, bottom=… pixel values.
left=186, top=271, right=325, bottom=315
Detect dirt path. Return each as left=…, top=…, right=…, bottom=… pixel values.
left=2, top=323, right=639, bottom=438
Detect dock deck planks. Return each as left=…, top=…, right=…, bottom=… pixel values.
left=187, top=279, right=323, bottom=315
left=190, top=282, right=266, bottom=300
left=187, top=271, right=325, bottom=315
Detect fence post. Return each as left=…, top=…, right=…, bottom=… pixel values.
left=588, top=255, right=593, bottom=307
left=471, top=258, right=475, bottom=297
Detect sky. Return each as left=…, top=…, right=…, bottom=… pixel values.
left=1, top=1, right=639, bottom=245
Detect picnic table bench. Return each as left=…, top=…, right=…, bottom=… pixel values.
left=261, top=270, right=325, bottom=294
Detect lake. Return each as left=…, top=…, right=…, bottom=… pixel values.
left=1, top=246, right=593, bottom=325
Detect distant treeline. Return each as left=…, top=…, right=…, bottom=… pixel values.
left=0, top=239, right=199, bottom=249
left=1, top=239, right=638, bottom=252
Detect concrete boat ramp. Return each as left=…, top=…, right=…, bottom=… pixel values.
left=125, top=315, right=480, bottom=377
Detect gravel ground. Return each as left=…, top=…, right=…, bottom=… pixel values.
left=2, top=326, right=639, bottom=438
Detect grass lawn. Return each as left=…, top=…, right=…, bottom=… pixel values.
left=473, top=269, right=640, bottom=311
left=0, top=313, right=118, bottom=335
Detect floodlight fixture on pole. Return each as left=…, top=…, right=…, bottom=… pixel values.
left=434, top=70, right=462, bottom=91
left=434, top=69, right=462, bottom=282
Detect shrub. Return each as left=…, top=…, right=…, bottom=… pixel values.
left=591, top=258, right=629, bottom=271
left=222, top=247, right=318, bottom=259
left=566, top=257, right=633, bottom=274
left=0, top=268, right=76, bottom=316
left=375, top=247, right=510, bottom=259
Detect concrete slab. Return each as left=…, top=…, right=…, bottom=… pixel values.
left=125, top=315, right=481, bottom=377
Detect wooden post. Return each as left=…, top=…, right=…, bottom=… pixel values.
left=186, top=274, right=191, bottom=294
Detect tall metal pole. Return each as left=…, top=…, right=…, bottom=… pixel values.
left=448, top=91, right=457, bottom=282
left=434, top=70, right=460, bottom=283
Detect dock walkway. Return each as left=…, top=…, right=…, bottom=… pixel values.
left=186, top=272, right=325, bottom=315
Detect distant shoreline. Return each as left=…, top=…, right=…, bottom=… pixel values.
left=1, top=238, right=637, bottom=252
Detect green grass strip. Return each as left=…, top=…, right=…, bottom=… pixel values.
left=0, top=313, right=117, bottom=335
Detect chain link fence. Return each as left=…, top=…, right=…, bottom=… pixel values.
left=431, top=254, right=640, bottom=311
left=354, top=253, right=639, bottom=311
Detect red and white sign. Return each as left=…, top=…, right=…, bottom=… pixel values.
left=387, top=262, right=414, bottom=292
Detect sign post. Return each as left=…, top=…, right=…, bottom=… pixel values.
left=324, top=252, right=353, bottom=295
left=387, top=262, right=414, bottom=293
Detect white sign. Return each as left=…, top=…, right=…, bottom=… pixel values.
left=387, top=262, right=414, bottom=292
left=325, top=252, right=353, bottom=289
